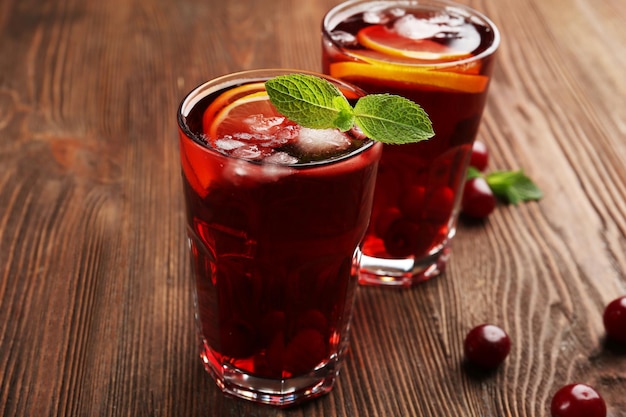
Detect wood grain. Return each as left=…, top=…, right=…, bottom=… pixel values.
left=1, top=0, right=625, bottom=416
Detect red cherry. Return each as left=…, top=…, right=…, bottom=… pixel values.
left=398, top=185, right=426, bottom=219
left=470, top=140, right=489, bottom=171
left=550, top=383, right=606, bottom=417
left=383, top=218, right=422, bottom=257
left=265, top=331, right=286, bottom=375
left=219, top=319, right=257, bottom=358
left=374, top=207, right=402, bottom=237
left=284, top=329, right=327, bottom=375
left=464, top=324, right=511, bottom=369
left=423, top=186, right=454, bottom=224
left=296, top=309, right=329, bottom=335
left=603, top=296, right=626, bottom=344
left=259, top=310, right=286, bottom=345
left=462, top=177, right=496, bottom=218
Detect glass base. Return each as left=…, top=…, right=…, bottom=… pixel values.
left=200, top=346, right=340, bottom=407
left=358, top=244, right=450, bottom=287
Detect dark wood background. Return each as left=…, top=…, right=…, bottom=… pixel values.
left=1, top=0, right=625, bottom=415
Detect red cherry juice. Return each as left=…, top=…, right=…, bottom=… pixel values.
left=177, top=73, right=381, bottom=389
left=322, top=0, right=499, bottom=284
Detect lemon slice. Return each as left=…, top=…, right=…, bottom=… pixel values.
left=329, top=60, right=488, bottom=93
left=357, top=25, right=473, bottom=62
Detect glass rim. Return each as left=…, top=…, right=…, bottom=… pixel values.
left=177, top=68, right=380, bottom=169
left=322, top=0, right=501, bottom=68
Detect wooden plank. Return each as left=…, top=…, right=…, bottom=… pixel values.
left=0, top=0, right=624, bottom=415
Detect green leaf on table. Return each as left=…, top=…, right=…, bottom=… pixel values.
left=486, top=170, right=543, bottom=205
left=466, top=166, right=483, bottom=180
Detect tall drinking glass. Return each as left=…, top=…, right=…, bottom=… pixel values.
left=177, top=69, right=381, bottom=406
left=322, top=0, right=500, bottom=287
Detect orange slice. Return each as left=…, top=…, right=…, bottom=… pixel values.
left=182, top=83, right=276, bottom=197
left=183, top=90, right=280, bottom=197
left=202, top=82, right=268, bottom=138
left=206, top=90, right=278, bottom=140
left=357, top=25, right=473, bottom=62
left=179, top=135, right=215, bottom=197
left=329, top=60, right=488, bottom=93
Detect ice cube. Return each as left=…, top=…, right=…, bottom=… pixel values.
left=231, top=144, right=271, bottom=160
left=263, top=151, right=299, bottom=165
left=330, top=30, right=358, bottom=47
left=349, top=125, right=368, bottom=141
left=224, top=155, right=295, bottom=186
left=363, top=7, right=405, bottom=24
left=276, top=124, right=299, bottom=140
left=296, top=128, right=351, bottom=155
left=230, top=115, right=300, bottom=148
left=393, top=14, right=458, bottom=40
left=232, top=132, right=280, bottom=144
left=430, top=10, right=465, bottom=27
left=231, top=132, right=256, bottom=141
left=258, top=124, right=299, bottom=148
left=214, top=137, right=245, bottom=151
left=245, top=115, right=286, bottom=134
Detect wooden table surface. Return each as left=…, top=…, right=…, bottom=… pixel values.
left=1, top=0, right=625, bottom=415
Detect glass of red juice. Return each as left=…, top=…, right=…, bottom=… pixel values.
left=322, top=0, right=500, bottom=287
left=177, top=69, right=382, bottom=406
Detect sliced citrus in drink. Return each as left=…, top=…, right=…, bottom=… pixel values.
left=329, top=60, right=488, bottom=93
left=206, top=91, right=274, bottom=138
left=181, top=83, right=283, bottom=196
left=357, top=25, right=474, bottom=62
left=203, top=82, right=265, bottom=120
left=203, top=84, right=302, bottom=151
left=333, top=20, right=488, bottom=93
left=202, top=82, right=275, bottom=139
left=180, top=136, right=215, bottom=197
left=183, top=87, right=288, bottom=197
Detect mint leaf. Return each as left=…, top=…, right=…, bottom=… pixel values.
left=466, top=166, right=483, bottom=180
left=485, top=170, right=543, bottom=205
left=264, top=74, right=434, bottom=144
left=332, top=95, right=355, bottom=132
left=265, top=74, right=354, bottom=131
left=353, top=94, right=433, bottom=144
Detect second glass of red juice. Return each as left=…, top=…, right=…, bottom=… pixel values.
left=322, top=0, right=500, bottom=287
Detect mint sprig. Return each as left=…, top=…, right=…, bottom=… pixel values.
left=468, top=166, right=543, bottom=205
left=265, top=74, right=434, bottom=145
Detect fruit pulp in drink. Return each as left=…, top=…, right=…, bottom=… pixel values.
left=323, top=2, right=498, bottom=278
left=178, top=79, right=380, bottom=381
